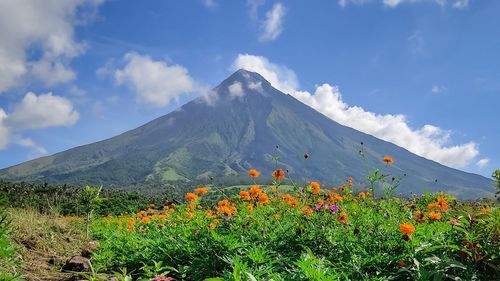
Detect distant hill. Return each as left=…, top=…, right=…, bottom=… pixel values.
left=0, top=69, right=493, bottom=198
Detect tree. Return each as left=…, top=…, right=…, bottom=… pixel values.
left=493, top=170, right=500, bottom=200
left=81, top=185, right=102, bottom=238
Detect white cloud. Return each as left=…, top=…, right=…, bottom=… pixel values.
left=232, top=54, right=298, bottom=94
left=113, top=52, right=194, bottom=107
left=16, top=138, right=48, bottom=155
left=6, top=92, right=80, bottom=129
left=228, top=82, right=245, bottom=98
left=338, top=0, right=469, bottom=8
left=452, top=0, right=469, bottom=9
left=232, top=54, right=482, bottom=169
left=0, top=92, right=79, bottom=155
left=338, top=0, right=372, bottom=7
left=201, top=0, right=217, bottom=8
left=259, top=3, right=286, bottom=42
left=431, top=85, right=445, bottom=93
left=0, top=109, right=9, bottom=149
left=0, top=0, right=103, bottom=92
left=475, top=158, right=489, bottom=169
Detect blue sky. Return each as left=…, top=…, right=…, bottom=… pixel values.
left=0, top=0, right=498, bottom=177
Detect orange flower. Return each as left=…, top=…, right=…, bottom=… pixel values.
left=414, top=210, right=425, bottom=223
left=310, top=181, right=321, bottom=194
left=358, top=192, right=366, bottom=199
left=333, top=193, right=344, bottom=202
left=209, top=222, right=217, bottom=230
left=195, top=187, right=208, bottom=195
left=272, top=169, right=285, bottom=181
left=301, top=206, right=313, bottom=217
left=205, top=210, right=215, bottom=218
left=249, top=185, right=263, bottom=198
left=428, top=202, right=439, bottom=210
left=288, top=199, right=298, bottom=207
left=239, top=190, right=251, bottom=201
left=348, top=177, right=353, bottom=187
left=383, top=156, right=395, bottom=164
left=258, top=193, right=269, bottom=204
left=247, top=204, right=254, bottom=211
left=481, top=207, right=490, bottom=214
left=428, top=211, right=442, bottom=221
left=338, top=212, right=349, bottom=224
left=439, top=201, right=449, bottom=212
left=436, top=195, right=446, bottom=203
left=185, top=192, right=198, bottom=201
left=273, top=214, right=281, bottom=219
left=248, top=169, right=260, bottom=178
left=399, top=222, right=415, bottom=236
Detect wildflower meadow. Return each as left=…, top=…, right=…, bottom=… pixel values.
left=88, top=160, right=499, bottom=281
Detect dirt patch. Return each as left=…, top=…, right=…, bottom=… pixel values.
left=8, top=209, right=89, bottom=281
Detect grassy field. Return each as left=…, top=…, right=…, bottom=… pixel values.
left=89, top=176, right=499, bottom=280
left=0, top=169, right=498, bottom=280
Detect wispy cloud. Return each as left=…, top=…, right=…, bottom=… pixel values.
left=338, top=0, right=469, bottom=9
left=233, top=54, right=483, bottom=169
left=475, top=158, right=489, bottom=169
left=259, top=3, right=286, bottom=42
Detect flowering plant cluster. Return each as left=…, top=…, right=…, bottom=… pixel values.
left=91, top=158, right=499, bottom=280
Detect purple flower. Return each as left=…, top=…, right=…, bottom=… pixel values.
left=313, top=204, right=323, bottom=211
left=329, top=205, right=340, bottom=214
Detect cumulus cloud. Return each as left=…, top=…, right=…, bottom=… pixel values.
left=232, top=54, right=482, bottom=169
left=0, top=92, right=79, bottom=154
left=259, top=3, right=286, bottom=42
left=112, top=52, right=195, bottom=107
left=232, top=54, right=298, bottom=94
left=7, top=92, right=79, bottom=129
left=475, top=159, right=489, bottom=169
left=0, top=0, right=103, bottom=92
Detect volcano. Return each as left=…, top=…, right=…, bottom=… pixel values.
left=0, top=69, right=493, bottom=198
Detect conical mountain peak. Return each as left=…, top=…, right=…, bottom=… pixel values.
left=0, top=68, right=493, bottom=199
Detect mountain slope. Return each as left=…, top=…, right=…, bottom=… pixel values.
left=0, top=70, right=493, bottom=198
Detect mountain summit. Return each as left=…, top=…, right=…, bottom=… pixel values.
left=0, top=69, right=493, bottom=198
